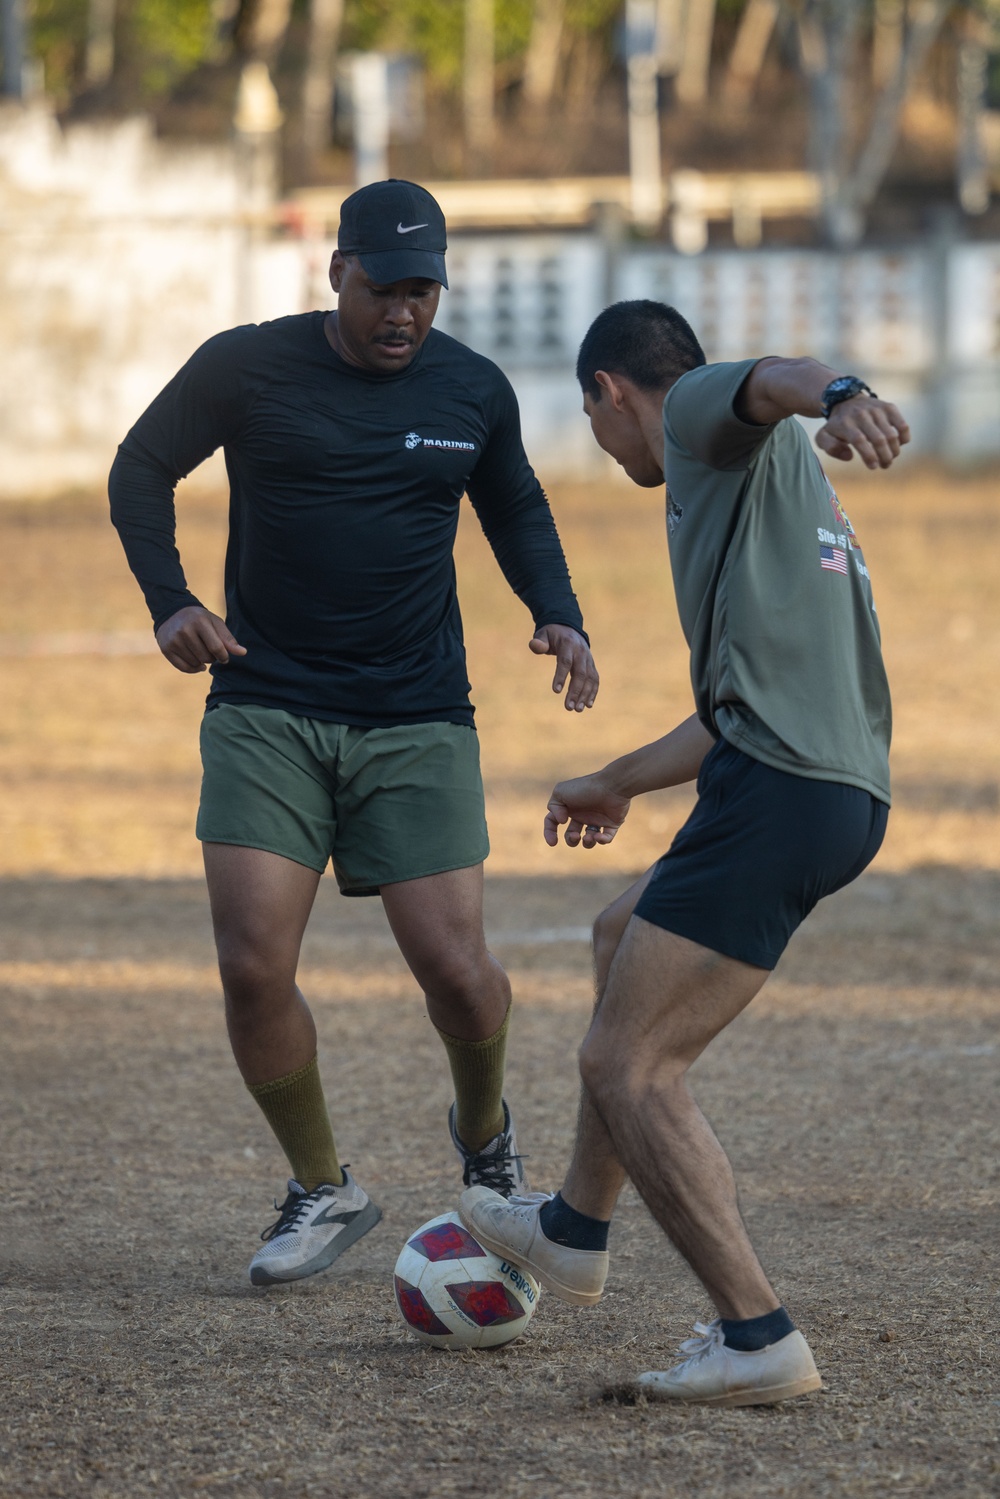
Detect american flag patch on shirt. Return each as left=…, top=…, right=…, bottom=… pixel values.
left=820, top=544, right=848, bottom=574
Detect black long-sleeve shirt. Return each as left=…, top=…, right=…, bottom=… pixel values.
left=109, top=313, right=586, bottom=727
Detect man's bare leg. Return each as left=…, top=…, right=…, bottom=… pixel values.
left=203, top=842, right=354, bottom=1197
left=380, top=863, right=509, bottom=1041
left=382, top=864, right=517, bottom=1165
left=580, top=915, right=775, bottom=1320
left=561, top=868, right=656, bottom=1221
left=203, top=844, right=384, bottom=1281
left=203, top=843, right=322, bottom=1084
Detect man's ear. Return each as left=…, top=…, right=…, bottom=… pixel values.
left=329, top=250, right=346, bottom=293
left=595, top=369, right=627, bottom=412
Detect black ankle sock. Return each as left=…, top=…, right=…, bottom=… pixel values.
left=538, top=1192, right=609, bottom=1252
left=720, top=1306, right=796, bottom=1351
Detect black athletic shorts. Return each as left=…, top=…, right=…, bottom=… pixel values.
left=633, top=736, right=889, bottom=970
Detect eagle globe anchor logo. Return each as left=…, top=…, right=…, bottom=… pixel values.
left=405, top=431, right=423, bottom=450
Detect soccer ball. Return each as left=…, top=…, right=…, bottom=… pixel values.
left=393, top=1211, right=540, bottom=1350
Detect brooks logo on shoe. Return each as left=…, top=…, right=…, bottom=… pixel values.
left=312, top=1204, right=363, bottom=1228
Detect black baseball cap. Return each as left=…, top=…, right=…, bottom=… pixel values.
left=337, top=179, right=448, bottom=289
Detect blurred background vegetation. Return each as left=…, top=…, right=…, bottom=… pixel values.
left=28, top=0, right=627, bottom=122
left=10, top=1, right=997, bottom=206
left=0, top=1, right=995, bottom=245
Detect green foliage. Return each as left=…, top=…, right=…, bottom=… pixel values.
left=342, top=1, right=468, bottom=83
left=27, top=0, right=215, bottom=102
left=341, top=0, right=621, bottom=87
left=27, top=0, right=623, bottom=105
left=562, top=0, right=623, bottom=34
left=28, top=0, right=88, bottom=101
left=129, top=0, right=215, bottom=95
left=24, top=1, right=985, bottom=120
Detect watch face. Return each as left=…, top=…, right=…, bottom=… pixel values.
left=822, top=376, right=867, bottom=416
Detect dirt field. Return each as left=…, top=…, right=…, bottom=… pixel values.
left=1, top=470, right=998, bottom=1498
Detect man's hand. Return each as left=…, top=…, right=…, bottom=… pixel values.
left=544, top=773, right=631, bottom=848
left=155, top=605, right=247, bottom=674
left=816, top=394, right=910, bottom=470
left=529, top=625, right=599, bottom=712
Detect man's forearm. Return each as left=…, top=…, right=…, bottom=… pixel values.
left=483, top=513, right=585, bottom=639
left=600, top=714, right=715, bottom=798
left=736, top=357, right=840, bottom=426
left=470, top=474, right=586, bottom=640
left=109, top=443, right=202, bottom=628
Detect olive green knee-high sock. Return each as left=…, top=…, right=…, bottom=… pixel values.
left=434, top=1006, right=510, bottom=1152
left=246, top=1055, right=344, bottom=1192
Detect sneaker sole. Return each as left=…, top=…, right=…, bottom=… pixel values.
left=458, top=1207, right=604, bottom=1308
left=249, top=1199, right=383, bottom=1287
left=641, top=1372, right=822, bottom=1408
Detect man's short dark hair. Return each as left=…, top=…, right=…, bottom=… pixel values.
left=576, top=300, right=706, bottom=401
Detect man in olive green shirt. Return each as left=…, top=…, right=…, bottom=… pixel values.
left=460, top=300, right=909, bottom=1408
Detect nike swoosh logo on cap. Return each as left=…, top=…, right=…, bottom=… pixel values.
left=397, top=222, right=429, bottom=234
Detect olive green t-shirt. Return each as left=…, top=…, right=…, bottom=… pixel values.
left=662, top=359, right=891, bottom=804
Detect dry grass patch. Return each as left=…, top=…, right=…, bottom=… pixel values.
left=0, top=473, right=997, bottom=1496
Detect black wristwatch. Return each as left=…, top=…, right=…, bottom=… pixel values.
left=820, top=375, right=877, bottom=419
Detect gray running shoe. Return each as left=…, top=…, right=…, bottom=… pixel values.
left=248, top=1170, right=381, bottom=1286
left=448, top=1099, right=528, bottom=1198
left=637, top=1320, right=822, bottom=1407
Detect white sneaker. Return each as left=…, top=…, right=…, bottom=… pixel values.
left=637, top=1320, right=822, bottom=1407
left=449, top=1099, right=528, bottom=1198
left=248, top=1171, right=381, bottom=1286
left=459, top=1186, right=608, bottom=1307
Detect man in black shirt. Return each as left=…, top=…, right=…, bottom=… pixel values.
left=110, top=180, right=597, bottom=1286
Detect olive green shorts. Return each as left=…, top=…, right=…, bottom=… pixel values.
left=197, top=703, right=490, bottom=895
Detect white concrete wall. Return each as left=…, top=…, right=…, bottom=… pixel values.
left=0, top=105, right=246, bottom=496
left=1, top=104, right=998, bottom=498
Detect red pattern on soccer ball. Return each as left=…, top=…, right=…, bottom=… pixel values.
left=393, top=1276, right=452, bottom=1336
left=445, top=1280, right=524, bottom=1326
left=410, top=1222, right=487, bottom=1261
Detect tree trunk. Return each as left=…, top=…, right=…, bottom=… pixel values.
left=675, top=0, right=717, bottom=107
left=300, top=0, right=344, bottom=170
left=234, top=0, right=293, bottom=64
left=106, top=0, right=145, bottom=105
left=464, top=0, right=495, bottom=170
left=872, top=0, right=904, bottom=89
left=523, top=0, right=565, bottom=109
left=840, top=0, right=953, bottom=228
left=565, top=29, right=600, bottom=121
left=798, top=0, right=952, bottom=247
left=84, top=0, right=116, bottom=88
left=1, top=0, right=24, bottom=97
left=722, top=0, right=779, bottom=108
left=956, top=8, right=991, bottom=215
left=797, top=0, right=863, bottom=245
left=627, top=0, right=663, bottom=226
left=656, top=0, right=686, bottom=78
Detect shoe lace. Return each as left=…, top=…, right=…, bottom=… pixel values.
left=260, top=1184, right=327, bottom=1242
left=676, top=1319, right=725, bottom=1366
left=506, top=1191, right=553, bottom=1219
left=462, top=1142, right=528, bottom=1193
